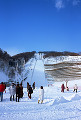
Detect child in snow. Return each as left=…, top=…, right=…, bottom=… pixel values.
left=38, top=86, right=44, bottom=104
left=73, top=84, right=78, bottom=93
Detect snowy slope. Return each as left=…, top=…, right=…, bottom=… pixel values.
left=23, top=53, right=47, bottom=87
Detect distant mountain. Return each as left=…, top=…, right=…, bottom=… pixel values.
left=0, top=48, right=11, bottom=61
left=0, top=48, right=36, bottom=63
left=78, top=52, right=81, bottom=55
left=39, top=51, right=80, bottom=58
left=0, top=48, right=36, bottom=84
left=12, top=51, right=36, bottom=63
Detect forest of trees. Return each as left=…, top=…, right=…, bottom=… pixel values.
left=0, top=48, right=36, bottom=84
left=40, top=51, right=80, bottom=58
left=0, top=48, right=11, bottom=62
left=12, top=51, right=36, bottom=63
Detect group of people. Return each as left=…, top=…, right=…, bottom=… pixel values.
left=27, top=82, right=44, bottom=103
left=9, top=82, right=23, bottom=102
left=9, top=82, right=36, bottom=102
left=0, top=81, right=44, bottom=104
left=0, top=81, right=36, bottom=102
left=1, top=81, right=78, bottom=103
left=61, top=83, right=78, bottom=93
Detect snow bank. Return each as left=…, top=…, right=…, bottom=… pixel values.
left=71, top=94, right=81, bottom=101
left=52, top=96, right=69, bottom=105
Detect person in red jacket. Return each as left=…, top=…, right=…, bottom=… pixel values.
left=61, top=84, right=65, bottom=92
left=0, top=82, right=5, bottom=101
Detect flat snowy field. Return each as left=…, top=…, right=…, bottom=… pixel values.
left=0, top=80, right=81, bottom=120
left=1, top=55, right=81, bottom=120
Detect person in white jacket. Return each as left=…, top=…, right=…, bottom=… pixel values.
left=9, top=83, right=16, bottom=101
left=73, top=84, right=78, bottom=93
left=38, top=86, right=44, bottom=104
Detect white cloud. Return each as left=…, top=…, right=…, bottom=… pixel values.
left=55, top=0, right=64, bottom=9
left=52, top=0, right=80, bottom=9
left=73, top=0, right=80, bottom=6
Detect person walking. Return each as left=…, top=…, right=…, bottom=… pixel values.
left=28, top=85, right=33, bottom=99
left=38, top=86, right=44, bottom=104
left=73, top=84, right=78, bottom=93
left=61, top=84, right=65, bottom=92
left=16, top=82, right=20, bottom=102
left=20, top=83, right=23, bottom=98
left=9, top=83, right=16, bottom=101
left=0, top=82, right=5, bottom=101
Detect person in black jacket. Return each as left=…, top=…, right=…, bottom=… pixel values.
left=28, top=85, right=33, bottom=99
left=16, top=82, right=20, bottom=102
left=20, top=83, right=23, bottom=98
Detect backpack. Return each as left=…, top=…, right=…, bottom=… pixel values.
left=31, top=88, right=33, bottom=94
left=29, top=87, right=33, bottom=94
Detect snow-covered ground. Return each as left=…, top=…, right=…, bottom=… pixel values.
left=0, top=54, right=81, bottom=120
left=1, top=80, right=81, bottom=120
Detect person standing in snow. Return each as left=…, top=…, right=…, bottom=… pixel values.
left=16, top=82, right=20, bottom=102
left=28, top=85, right=33, bottom=99
left=9, top=83, right=16, bottom=101
left=38, top=86, right=44, bottom=104
left=73, top=84, right=78, bottom=93
left=20, top=82, right=23, bottom=98
left=61, top=84, right=65, bottom=92
left=0, top=82, right=5, bottom=101
left=66, top=87, right=69, bottom=91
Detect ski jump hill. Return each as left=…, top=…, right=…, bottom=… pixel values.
left=23, top=53, right=47, bottom=88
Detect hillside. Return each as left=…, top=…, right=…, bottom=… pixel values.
left=0, top=49, right=81, bottom=85
left=0, top=48, right=11, bottom=62
left=44, top=56, right=81, bottom=83
left=0, top=48, right=35, bottom=84
left=39, top=51, right=80, bottom=58
left=12, top=51, right=36, bottom=63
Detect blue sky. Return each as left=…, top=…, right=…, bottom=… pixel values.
left=0, top=0, right=81, bottom=56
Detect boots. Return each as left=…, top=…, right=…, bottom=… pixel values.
left=10, top=96, right=12, bottom=101
left=41, top=100, right=43, bottom=104
left=38, top=100, right=40, bottom=104
left=38, top=100, right=43, bottom=104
